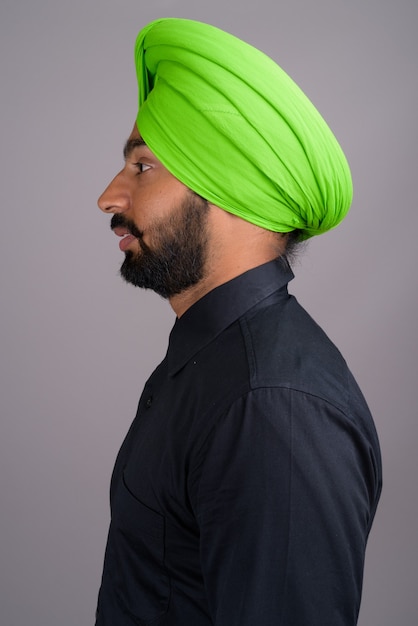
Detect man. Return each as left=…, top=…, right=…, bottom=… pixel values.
left=95, top=18, right=381, bottom=626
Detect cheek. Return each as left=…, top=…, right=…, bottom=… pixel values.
left=150, top=186, right=187, bottom=219
left=130, top=172, right=190, bottom=229
left=156, top=179, right=189, bottom=206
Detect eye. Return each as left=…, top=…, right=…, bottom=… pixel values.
left=135, top=162, right=151, bottom=174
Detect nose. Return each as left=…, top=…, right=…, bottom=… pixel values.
left=97, top=170, right=130, bottom=214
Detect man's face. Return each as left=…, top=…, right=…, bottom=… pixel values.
left=98, top=125, right=210, bottom=298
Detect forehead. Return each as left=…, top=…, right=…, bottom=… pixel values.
left=123, top=122, right=148, bottom=159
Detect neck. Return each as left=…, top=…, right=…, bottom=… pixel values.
left=169, top=204, right=288, bottom=318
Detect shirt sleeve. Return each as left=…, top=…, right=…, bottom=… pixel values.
left=192, top=387, right=380, bottom=626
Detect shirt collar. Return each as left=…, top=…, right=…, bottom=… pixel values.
left=167, top=258, right=294, bottom=376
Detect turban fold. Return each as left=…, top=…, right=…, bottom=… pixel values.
left=134, top=18, right=352, bottom=238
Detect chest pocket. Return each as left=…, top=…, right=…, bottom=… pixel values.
left=110, top=473, right=170, bottom=624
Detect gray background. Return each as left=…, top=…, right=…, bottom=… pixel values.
left=1, top=0, right=417, bottom=624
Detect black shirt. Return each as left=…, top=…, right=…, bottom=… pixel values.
left=96, top=259, right=382, bottom=626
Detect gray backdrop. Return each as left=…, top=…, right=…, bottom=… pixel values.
left=1, top=0, right=417, bottom=624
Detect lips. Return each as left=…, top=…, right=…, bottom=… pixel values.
left=119, top=234, right=137, bottom=251
left=112, top=226, right=138, bottom=251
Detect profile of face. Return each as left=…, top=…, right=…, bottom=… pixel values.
left=98, top=125, right=210, bottom=299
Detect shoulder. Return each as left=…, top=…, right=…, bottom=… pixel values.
left=240, top=293, right=351, bottom=412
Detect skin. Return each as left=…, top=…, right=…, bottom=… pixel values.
left=98, top=123, right=287, bottom=317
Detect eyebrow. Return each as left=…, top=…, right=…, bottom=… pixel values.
left=123, top=137, right=147, bottom=160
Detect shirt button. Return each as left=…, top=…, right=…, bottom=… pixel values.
left=145, top=396, right=153, bottom=409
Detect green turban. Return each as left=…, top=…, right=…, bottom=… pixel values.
left=134, top=18, right=352, bottom=238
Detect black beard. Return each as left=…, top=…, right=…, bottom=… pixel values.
left=110, top=193, right=210, bottom=299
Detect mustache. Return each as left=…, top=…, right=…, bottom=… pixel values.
left=110, top=213, right=143, bottom=239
